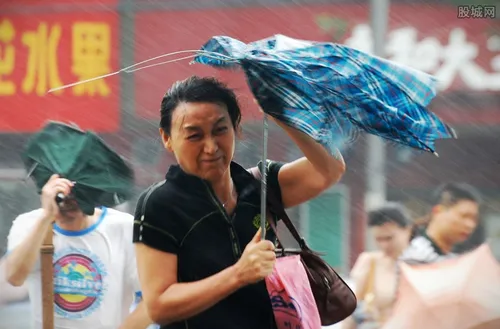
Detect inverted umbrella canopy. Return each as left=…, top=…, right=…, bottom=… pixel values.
left=22, top=121, right=134, bottom=215
left=383, top=244, right=500, bottom=329
left=194, top=34, right=455, bottom=155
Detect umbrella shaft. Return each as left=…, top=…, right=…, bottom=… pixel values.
left=260, top=114, right=269, bottom=239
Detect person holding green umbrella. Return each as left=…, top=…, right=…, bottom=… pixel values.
left=2, top=122, right=153, bottom=329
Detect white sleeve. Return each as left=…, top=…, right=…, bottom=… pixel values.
left=7, top=210, right=42, bottom=253
left=399, top=236, right=440, bottom=265
left=127, top=245, right=141, bottom=293
left=123, top=214, right=141, bottom=294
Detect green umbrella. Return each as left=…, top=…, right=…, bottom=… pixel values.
left=22, top=121, right=134, bottom=215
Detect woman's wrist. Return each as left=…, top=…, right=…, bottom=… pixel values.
left=229, top=262, right=249, bottom=290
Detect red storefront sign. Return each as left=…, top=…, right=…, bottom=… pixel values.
left=0, top=0, right=118, bottom=10
left=0, top=12, right=120, bottom=133
left=134, top=4, right=499, bottom=123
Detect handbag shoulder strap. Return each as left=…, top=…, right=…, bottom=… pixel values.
left=250, top=166, right=306, bottom=249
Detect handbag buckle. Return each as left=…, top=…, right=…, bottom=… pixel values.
left=323, top=276, right=330, bottom=288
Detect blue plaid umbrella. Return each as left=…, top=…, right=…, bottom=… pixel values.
left=193, top=34, right=455, bottom=155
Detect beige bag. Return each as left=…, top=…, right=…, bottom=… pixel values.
left=41, top=228, right=54, bottom=329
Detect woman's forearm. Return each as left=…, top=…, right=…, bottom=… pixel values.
left=149, top=264, right=242, bottom=325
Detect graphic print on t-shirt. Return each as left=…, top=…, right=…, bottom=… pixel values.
left=53, top=247, right=108, bottom=319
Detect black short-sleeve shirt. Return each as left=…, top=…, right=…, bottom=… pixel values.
left=133, top=160, right=284, bottom=329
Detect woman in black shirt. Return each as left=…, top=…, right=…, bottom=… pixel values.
left=133, top=76, right=346, bottom=329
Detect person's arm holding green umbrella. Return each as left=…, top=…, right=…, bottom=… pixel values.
left=4, top=175, right=73, bottom=286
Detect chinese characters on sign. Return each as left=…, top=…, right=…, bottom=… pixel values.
left=0, top=14, right=119, bottom=133
left=0, top=19, right=16, bottom=96
left=344, top=24, right=500, bottom=91
left=72, top=22, right=111, bottom=97
left=22, top=23, right=63, bottom=96
left=457, top=5, right=496, bottom=19
left=0, top=19, right=112, bottom=96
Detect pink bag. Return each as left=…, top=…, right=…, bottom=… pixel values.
left=265, top=255, right=322, bottom=329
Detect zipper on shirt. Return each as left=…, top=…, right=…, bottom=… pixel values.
left=203, top=182, right=241, bottom=259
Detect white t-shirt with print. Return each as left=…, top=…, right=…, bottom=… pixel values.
left=7, top=207, right=140, bottom=329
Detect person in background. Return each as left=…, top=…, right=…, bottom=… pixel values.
left=453, top=219, right=486, bottom=254
left=342, top=202, right=412, bottom=329
left=400, top=182, right=480, bottom=265
left=3, top=174, right=152, bottom=329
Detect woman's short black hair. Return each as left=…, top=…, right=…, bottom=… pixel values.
left=160, top=76, right=242, bottom=134
left=367, top=202, right=411, bottom=228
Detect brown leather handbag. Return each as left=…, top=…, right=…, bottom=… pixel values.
left=265, top=186, right=357, bottom=326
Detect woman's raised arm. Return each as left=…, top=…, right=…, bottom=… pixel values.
left=274, top=119, right=346, bottom=208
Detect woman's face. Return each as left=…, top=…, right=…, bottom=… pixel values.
left=160, top=102, right=235, bottom=182
left=371, top=222, right=410, bottom=258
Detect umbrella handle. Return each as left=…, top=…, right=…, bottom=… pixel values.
left=55, top=193, right=65, bottom=204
